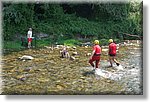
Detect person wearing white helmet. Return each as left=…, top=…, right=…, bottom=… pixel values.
left=89, top=40, right=101, bottom=70
left=108, top=39, right=120, bottom=67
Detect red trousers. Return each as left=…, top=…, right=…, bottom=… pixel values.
left=28, top=38, right=32, bottom=42
left=89, top=56, right=100, bottom=68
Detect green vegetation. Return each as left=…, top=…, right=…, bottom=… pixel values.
left=63, top=39, right=81, bottom=46
left=2, top=1, right=143, bottom=50
left=4, top=41, right=22, bottom=50
left=36, top=38, right=51, bottom=47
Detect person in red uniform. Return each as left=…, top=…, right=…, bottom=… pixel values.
left=89, top=40, right=101, bottom=70
left=108, top=39, right=120, bottom=67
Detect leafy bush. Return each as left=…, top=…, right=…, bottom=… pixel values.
left=36, top=38, right=51, bottom=47
left=63, top=39, right=81, bottom=46
left=99, top=39, right=109, bottom=46
left=3, top=41, right=23, bottom=50
left=3, top=2, right=142, bottom=50
left=114, top=39, right=121, bottom=44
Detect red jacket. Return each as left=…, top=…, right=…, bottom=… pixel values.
left=109, top=42, right=117, bottom=55
left=93, top=45, right=101, bottom=55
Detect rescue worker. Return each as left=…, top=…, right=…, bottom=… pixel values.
left=108, top=39, right=120, bottom=67
left=89, top=40, right=101, bottom=70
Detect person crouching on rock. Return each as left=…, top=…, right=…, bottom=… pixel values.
left=108, top=39, right=120, bottom=67
left=89, top=40, right=101, bottom=71
left=60, top=46, right=70, bottom=58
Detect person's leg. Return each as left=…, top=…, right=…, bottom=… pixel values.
left=95, top=59, right=100, bottom=68
left=30, top=39, right=32, bottom=48
left=27, top=38, right=29, bottom=48
left=29, top=42, right=31, bottom=48
left=66, top=52, right=70, bottom=58
left=28, top=38, right=32, bottom=48
left=112, top=57, right=120, bottom=66
left=60, top=51, right=63, bottom=58
left=28, top=42, right=30, bottom=48
left=63, top=51, right=66, bottom=58
left=109, top=56, right=113, bottom=67
left=89, top=58, right=95, bottom=68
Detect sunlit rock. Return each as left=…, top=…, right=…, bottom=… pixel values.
left=73, top=46, right=76, bottom=49
left=70, top=56, right=75, bottom=60
left=72, top=52, right=77, bottom=56
left=19, top=55, right=34, bottom=60
left=102, top=49, right=108, bottom=52
left=86, top=53, right=91, bottom=56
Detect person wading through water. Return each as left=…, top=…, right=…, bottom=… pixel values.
left=108, top=39, right=120, bottom=67
left=89, top=40, right=101, bottom=72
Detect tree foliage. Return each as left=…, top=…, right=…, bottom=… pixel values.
left=2, top=1, right=143, bottom=41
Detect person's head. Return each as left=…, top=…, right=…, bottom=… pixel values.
left=29, top=28, right=32, bottom=31
left=108, top=39, right=113, bottom=43
left=94, top=40, right=99, bottom=45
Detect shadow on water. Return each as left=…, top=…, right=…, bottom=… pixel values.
left=82, top=70, right=95, bottom=76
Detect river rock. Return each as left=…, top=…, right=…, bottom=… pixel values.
left=70, top=56, right=75, bottom=60
left=102, top=49, right=108, bottom=52
left=73, top=46, right=76, bottom=49
left=72, top=52, right=77, bottom=55
left=19, top=55, right=34, bottom=60
left=86, top=53, right=91, bottom=56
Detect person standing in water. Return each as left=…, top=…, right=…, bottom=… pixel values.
left=108, top=39, right=120, bottom=67
left=89, top=40, right=101, bottom=71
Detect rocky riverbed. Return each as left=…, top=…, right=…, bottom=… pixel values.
left=1, top=43, right=142, bottom=95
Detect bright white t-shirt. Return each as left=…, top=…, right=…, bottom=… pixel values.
left=27, top=31, right=32, bottom=38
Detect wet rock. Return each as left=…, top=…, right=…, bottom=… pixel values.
left=102, top=49, right=108, bottom=52
left=38, top=78, right=49, bottom=83
left=70, top=56, right=75, bottom=60
left=20, top=77, right=26, bottom=81
left=19, top=55, right=34, bottom=60
left=72, top=52, right=78, bottom=56
left=80, top=76, right=86, bottom=80
left=44, top=46, right=53, bottom=50
left=84, top=46, right=88, bottom=48
left=56, top=85, right=63, bottom=90
left=16, top=75, right=26, bottom=81
left=2, top=43, right=142, bottom=95
left=86, top=53, right=91, bottom=56
left=24, top=67, right=32, bottom=72
left=56, top=84, right=65, bottom=90
left=72, top=46, right=76, bottom=49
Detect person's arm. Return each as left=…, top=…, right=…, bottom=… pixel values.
left=89, top=50, right=95, bottom=59
left=90, top=46, right=96, bottom=59
left=108, top=44, right=111, bottom=54
left=27, top=31, right=29, bottom=38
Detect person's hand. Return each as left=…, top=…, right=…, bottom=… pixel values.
left=89, top=56, right=92, bottom=60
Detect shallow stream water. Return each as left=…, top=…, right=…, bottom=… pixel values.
left=1, top=44, right=142, bottom=95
